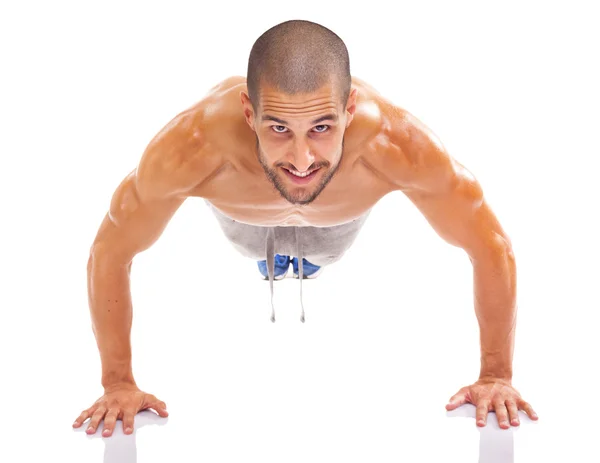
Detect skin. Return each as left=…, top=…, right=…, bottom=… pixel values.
left=73, top=75, right=538, bottom=437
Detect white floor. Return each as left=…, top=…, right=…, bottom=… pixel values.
left=2, top=1, right=599, bottom=461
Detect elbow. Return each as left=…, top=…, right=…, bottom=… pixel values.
left=89, top=242, right=108, bottom=264
left=469, top=232, right=514, bottom=263
left=88, top=242, right=133, bottom=269
left=491, top=232, right=514, bottom=257
left=88, top=243, right=107, bottom=273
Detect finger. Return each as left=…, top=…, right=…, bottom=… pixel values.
left=476, top=400, right=491, bottom=427
left=142, top=398, right=169, bottom=417
left=123, top=411, right=135, bottom=435
left=518, top=400, right=538, bottom=420
left=102, top=409, right=120, bottom=437
left=73, top=408, right=94, bottom=428
left=149, top=401, right=169, bottom=417
left=506, top=400, right=520, bottom=426
left=86, top=407, right=107, bottom=434
left=446, top=390, right=467, bottom=410
left=493, top=399, right=510, bottom=429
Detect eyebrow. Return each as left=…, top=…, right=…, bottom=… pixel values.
left=261, top=113, right=338, bottom=125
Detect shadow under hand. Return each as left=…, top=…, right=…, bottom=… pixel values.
left=73, top=410, right=168, bottom=463
left=447, top=404, right=515, bottom=463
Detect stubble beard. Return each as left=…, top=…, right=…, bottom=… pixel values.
left=256, top=137, right=344, bottom=206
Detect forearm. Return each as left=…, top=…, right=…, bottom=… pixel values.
left=87, top=251, right=136, bottom=388
left=472, top=243, right=517, bottom=381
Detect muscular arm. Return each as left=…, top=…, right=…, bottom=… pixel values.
left=88, top=172, right=185, bottom=387
left=88, top=109, right=215, bottom=388
left=389, top=111, right=516, bottom=381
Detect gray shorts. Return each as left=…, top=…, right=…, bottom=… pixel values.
left=205, top=199, right=371, bottom=323
left=205, top=199, right=371, bottom=267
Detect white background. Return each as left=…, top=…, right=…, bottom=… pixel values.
left=1, top=1, right=598, bottom=462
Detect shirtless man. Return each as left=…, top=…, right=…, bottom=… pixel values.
left=72, top=20, right=538, bottom=438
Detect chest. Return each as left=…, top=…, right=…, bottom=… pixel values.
left=195, top=155, right=394, bottom=227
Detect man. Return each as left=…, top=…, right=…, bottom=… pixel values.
left=72, top=19, right=538, bottom=438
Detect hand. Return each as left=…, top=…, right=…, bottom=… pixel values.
left=72, top=383, right=168, bottom=437
left=445, top=378, right=538, bottom=429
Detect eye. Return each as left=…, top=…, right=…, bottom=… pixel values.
left=313, top=125, right=330, bottom=133
left=271, top=125, right=288, bottom=133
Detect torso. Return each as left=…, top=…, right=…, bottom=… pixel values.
left=168, top=76, right=413, bottom=227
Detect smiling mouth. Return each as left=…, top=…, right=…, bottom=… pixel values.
left=282, top=166, right=321, bottom=184
left=284, top=167, right=319, bottom=177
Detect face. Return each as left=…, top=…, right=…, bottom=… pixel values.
left=241, top=81, right=358, bottom=205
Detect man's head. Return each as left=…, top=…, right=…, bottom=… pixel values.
left=241, top=20, right=358, bottom=205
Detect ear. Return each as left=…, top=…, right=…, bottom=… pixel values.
left=345, top=88, right=358, bottom=127
left=240, top=91, right=256, bottom=131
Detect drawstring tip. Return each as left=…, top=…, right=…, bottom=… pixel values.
left=300, top=315, right=305, bottom=323
left=271, top=315, right=276, bottom=323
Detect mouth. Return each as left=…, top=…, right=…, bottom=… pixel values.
left=282, top=166, right=321, bottom=185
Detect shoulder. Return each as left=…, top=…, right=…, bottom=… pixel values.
left=388, top=109, right=455, bottom=185
left=135, top=76, right=254, bottom=201
left=135, top=104, right=222, bottom=201
left=357, top=90, right=465, bottom=194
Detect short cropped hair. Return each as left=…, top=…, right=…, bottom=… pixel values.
left=247, top=20, right=351, bottom=112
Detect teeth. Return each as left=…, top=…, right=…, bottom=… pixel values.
left=286, top=168, right=316, bottom=178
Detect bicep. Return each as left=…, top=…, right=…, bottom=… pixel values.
left=393, top=113, right=509, bottom=255
left=91, top=170, right=186, bottom=263
left=404, top=170, right=511, bottom=258
left=90, top=109, right=216, bottom=262
left=404, top=170, right=482, bottom=246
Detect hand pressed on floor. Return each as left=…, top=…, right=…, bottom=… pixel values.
left=446, top=378, right=538, bottom=429
left=72, top=383, right=168, bottom=437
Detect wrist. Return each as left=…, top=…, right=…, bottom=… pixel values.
left=480, top=352, right=512, bottom=381
left=103, top=380, right=138, bottom=393
left=102, top=370, right=136, bottom=390
left=479, top=367, right=512, bottom=382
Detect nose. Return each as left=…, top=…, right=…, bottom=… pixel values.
left=290, top=138, right=315, bottom=172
